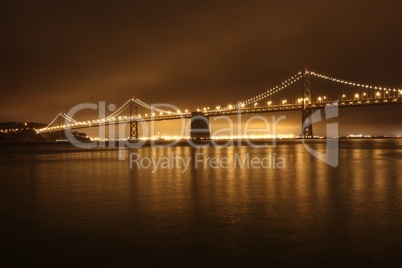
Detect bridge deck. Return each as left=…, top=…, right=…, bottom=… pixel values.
left=37, top=97, right=402, bottom=133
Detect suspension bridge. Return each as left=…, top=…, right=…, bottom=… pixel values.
left=36, top=69, right=402, bottom=139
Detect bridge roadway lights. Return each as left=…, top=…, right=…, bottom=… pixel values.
left=190, top=112, right=211, bottom=140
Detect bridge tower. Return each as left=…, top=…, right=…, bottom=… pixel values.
left=302, top=68, right=313, bottom=137
left=58, top=113, right=62, bottom=140
left=129, top=98, right=139, bottom=140
left=190, top=112, right=210, bottom=139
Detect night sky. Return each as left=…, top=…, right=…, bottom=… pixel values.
left=1, top=1, right=402, bottom=135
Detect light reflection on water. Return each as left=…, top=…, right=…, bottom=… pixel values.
left=0, top=140, right=401, bottom=266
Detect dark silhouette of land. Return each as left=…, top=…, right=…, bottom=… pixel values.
left=0, top=122, right=89, bottom=142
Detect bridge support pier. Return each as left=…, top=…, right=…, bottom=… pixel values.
left=302, top=69, right=314, bottom=138
left=129, top=99, right=139, bottom=140
left=190, top=112, right=210, bottom=140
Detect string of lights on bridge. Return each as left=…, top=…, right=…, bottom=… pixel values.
left=310, top=71, right=401, bottom=93
left=37, top=97, right=193, bottom=133
left=212, top=72, right=303, bottom=112
left=209, top=70, right=402, bottom=113
left=36, top=69, right=402, bottom=133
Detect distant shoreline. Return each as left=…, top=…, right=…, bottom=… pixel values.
left=1, top=136, right=401, bottom=146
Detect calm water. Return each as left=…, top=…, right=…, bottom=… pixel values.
left=1, top=140, right=402, bottom=266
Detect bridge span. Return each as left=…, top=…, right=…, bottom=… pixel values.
left=36, top=69, right=402, bottom=139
